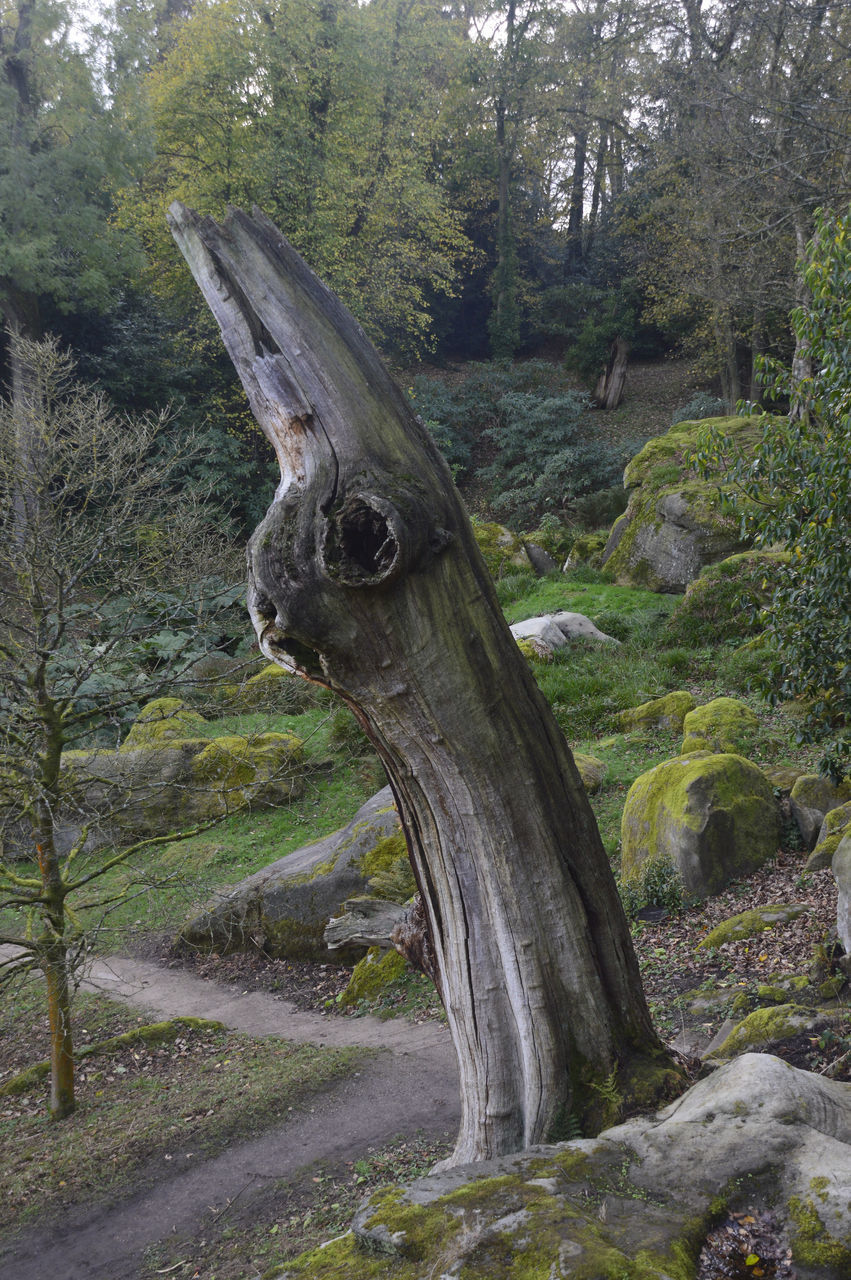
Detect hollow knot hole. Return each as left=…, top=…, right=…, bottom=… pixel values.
left=338, top=498, right=398, bottom=578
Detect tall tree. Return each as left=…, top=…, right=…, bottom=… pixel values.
left=0, top=0, right=141, bottom=349
left=116, top=0, right=471, bottom=356
left=171, top=203, right=683, bottom=1166
left=629, top=0, right=851, bottom=403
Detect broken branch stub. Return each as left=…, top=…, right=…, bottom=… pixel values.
left=168, top=202, right=676, bottom=1166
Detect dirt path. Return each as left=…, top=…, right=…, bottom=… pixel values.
left=1, top=954, right=459, bottom=1280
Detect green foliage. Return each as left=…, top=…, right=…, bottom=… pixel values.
left=567, top=486, right=628, bottom=532
left=665, top=553, right=788, bottom=648
left=671, top=393, right=726, bottom=425
left=411, top=361, right=632, bottom=527
left=693, top=208, right=851, bottom=777
left=0, top=0, right=143, bottom=328
left=618, top=859, right=684, bottom=919
left=561, top=280, right=641, bottom=383
left=116, top=0, right=472, bottom=360
left=407, top=374, right=475, bottom=478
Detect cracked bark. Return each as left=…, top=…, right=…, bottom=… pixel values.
left=169, top=202, right=676, bottom=1165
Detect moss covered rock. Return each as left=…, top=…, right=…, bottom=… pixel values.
left=179, top=787, right=401, bottom=959
left=680, top=697, right=759, bottom=756
left=220, top=662, right=320, bottom=712
left=189, top=732, right=303, bottom=816
left=57, top=729, right=306, bottom=853
left=790, top=774, right=851, bottom=850
left=697, top=904, right=810, bottom=950
left=621, top=753, right=780, bottom=901
left=338, top=946, right=408, bottom=1007
left=761, top=765, right=805, bottom=792
left=710, top=1004, right=837, bottom=1057
left=564, top=529, right=608, bottom=569
left=120, top=698, right=207, bottom=750
left=471, top=520, right=530, bottom=577
left=665, top=550, right=789, bottom=646
left=619, top=691, right=696, bottom=734
left=574, top=754, right=607, bottom=793
left=600, top=417, right=765, bottom=593
left=275, top=1055, right=851, bottom=1280
left=806, top=800, right=851, bottom=871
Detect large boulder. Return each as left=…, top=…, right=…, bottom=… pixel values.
left=791, top=774, right=851, bottom=851
left=621, top=752, right=780, bottom=900
left=601, top=416, right=766, bottom=592
left=277, top=1054, right=851, bottom=1280
left=619, top=690, right=696, bottom=733
left=680, top=696, right=759, bottom=755
left=510, top=611, right=618, bottom=656
left=178, top=787, right=403, bottom=959
left=1, top=700, right=305, bottom=859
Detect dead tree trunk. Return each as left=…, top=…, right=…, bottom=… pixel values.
left=593, top=335, right=630, bottom=410
left=169, top=203, right=681, bottom=1166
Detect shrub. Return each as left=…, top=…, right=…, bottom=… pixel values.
left=693, top=207, right=851, bottom=776
left=566, top=486, right=628, bottom=531
left=665, top=552, right=788, bottom=647
left=409, top=362, right=635, bottom=527
left=671, top=392, right=726, bottom=424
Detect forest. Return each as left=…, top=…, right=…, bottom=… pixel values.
left=2, top=0, right=851, bottom=1278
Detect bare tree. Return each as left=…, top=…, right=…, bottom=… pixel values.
left=169, top=203, right=683, bottom=1167
left=0, top=337, right=245, bottom=1119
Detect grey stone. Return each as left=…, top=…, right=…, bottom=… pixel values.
left=510, top=611, right=618, bottom=655
left=347, top=1055, right=851, bottom=1279
left=522, top=542, right=558, bottom=576
left=833, top=834, right=851, bottom=954
left=790, top=774, right=851, bottom=851
left=179, top=787, right=401, bottom=959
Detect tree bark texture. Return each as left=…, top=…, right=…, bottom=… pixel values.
left=593, top=336, right=630, bottom=410
left=168, top=203, right=675, bottom=1165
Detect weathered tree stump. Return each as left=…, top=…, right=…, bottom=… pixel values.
left=169, top=203, right=680, bottom=1166
left=593, top=335, right=630, bottom=409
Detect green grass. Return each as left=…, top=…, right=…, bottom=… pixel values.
left=497, top=567, right=679, bottom=625
left=0, top=700, right=381, bottom=953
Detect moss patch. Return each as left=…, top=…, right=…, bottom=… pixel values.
left=121, top=698, right=207, bottom=750
left=697, top=905, right=810, bottom=950
left=711, top=1004, right=826, bottom=1057
left=339, top=947, right=408, bottom=1007
left=788, top=1194, right=851, bottom=1270
left=680, top=697, right=759, bottom=756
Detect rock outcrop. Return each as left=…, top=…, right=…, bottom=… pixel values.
left=276, top=1054, right=851, bottom=1280
left=1, top=700, right=305, bottom=860
left=179, top=787, right=401, bottom=959
left=621, top=752, right=780, bottom=900
left=601, top=416, right=765, bottom=592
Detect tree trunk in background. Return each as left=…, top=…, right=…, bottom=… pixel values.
left=169, top=203, right=681, bottom=1166
left=790, top=217, right=813, bottom=420
left=593, top=336, right=629, bottom=409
